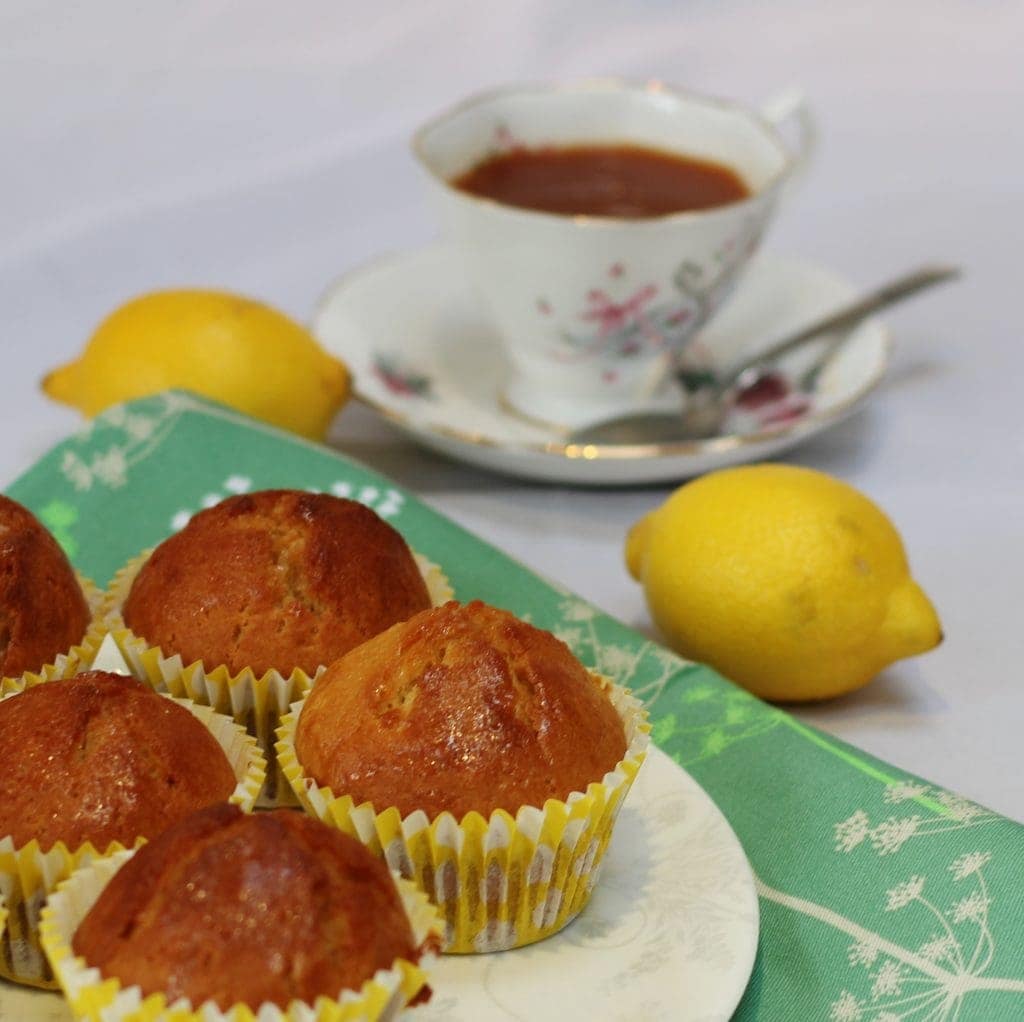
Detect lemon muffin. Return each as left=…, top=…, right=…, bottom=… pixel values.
left=296, top=600, right=628, bottom=819
left=0, top=494, right=91, bottom=679
left=0, top=671, right=254, bottom=987
left=0, top=671, right=237, bottom=851
left=281, top=600, right=648, bottom=952
left=66, top=804, right=436, bottom=1015
left=120, top=489, right=433, bottom=677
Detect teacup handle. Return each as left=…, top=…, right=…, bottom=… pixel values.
left=760, top=87, right=817, bottom=191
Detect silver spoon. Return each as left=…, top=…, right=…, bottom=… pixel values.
left=566, top=264, right=961, bottom=446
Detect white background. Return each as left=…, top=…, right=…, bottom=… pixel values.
left=1, top=1, right=1021, bottom=818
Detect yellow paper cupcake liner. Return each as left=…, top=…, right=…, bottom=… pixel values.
left=171, top=696, right=268, bottom=816
left=277, top=676, right=649, bottom=953
left=103, top=549, right=452, bottom=807
left=0, top=835, right=132, bottom=989
left=0, top=574, right=109, bottom=697
left=40, top=848, right=442, bottom=1022
left=0, top=693, right=265, bottom=988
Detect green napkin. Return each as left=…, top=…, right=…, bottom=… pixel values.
left=7, top=392, right=1023, bottom=1021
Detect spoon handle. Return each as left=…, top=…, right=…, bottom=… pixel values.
left=720, top=264, right=961, bottom=389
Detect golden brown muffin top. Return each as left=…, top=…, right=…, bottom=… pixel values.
left=0, top=671, right=236, bottom=851
left=0, top=494, right=91, bottom=678
left=73, top=804, right=423, bottom=1012
left=122, top=489, right=432, bottom=677
left=295, top=600, right=628, bottom=819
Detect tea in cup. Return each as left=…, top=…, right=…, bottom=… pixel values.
left=413, top=80, right=814, bottom=429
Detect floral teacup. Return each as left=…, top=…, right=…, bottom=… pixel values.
left=413, top=80, right=815, bottom=429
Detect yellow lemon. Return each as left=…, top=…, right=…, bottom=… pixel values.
left=42, top=290, right=351, bottom=440
left=625, top=464, right=942, bottom=701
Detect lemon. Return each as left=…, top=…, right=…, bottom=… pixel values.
left=42, top=290, right=351, bottom=440
left=625, top=464, right=942, bottom=701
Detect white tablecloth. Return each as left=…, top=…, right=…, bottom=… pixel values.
left=2, top=0, right=1021, bottom=818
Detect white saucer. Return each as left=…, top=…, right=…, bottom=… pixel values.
left=314, top=245, right=889, bottom=485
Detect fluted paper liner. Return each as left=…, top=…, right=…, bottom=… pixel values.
left=277, top=676, right=649, bottom=953
left=0, top=574, right=108, bottom=697
left=103, top=549, right=453, bottom=806
left=0, top=695, right=265, bottom=988
left=40, top=848, right=442, bottom=1022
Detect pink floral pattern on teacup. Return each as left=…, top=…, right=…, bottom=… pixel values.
left=493, top=123, right=526, bottom=154
left=547, top=217, right=766, bottom=372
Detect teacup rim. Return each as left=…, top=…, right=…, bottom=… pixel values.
left=410, top=77, right=793, bottom=227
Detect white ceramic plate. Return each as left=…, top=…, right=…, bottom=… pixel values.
left=0, top=749, right=758, bottom=1022
left=314, top=244, right=889, bottom=485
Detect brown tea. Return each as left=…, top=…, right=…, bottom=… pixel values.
left=452, top=143, right=750, bottom=218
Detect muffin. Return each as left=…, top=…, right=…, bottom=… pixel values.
left=121, top=489, right=435, bottom=677
left=296, top=600, right=628, bottom=819
left=0, top=671, right=265, bottom=987
left=0, top=494, right=97, bottom=684
left=42, top=804, right=440, bottom=1021
left=105, top=490, right=449, bottom=802
left=279, top=600, right=648, bottom=952
left=0, top=672, right=237, bottom=851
